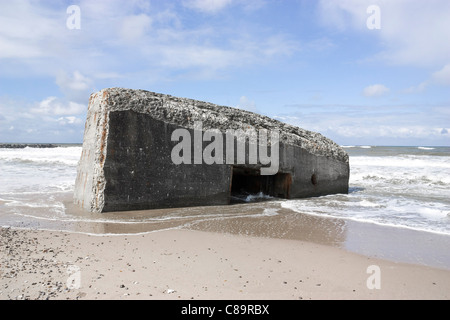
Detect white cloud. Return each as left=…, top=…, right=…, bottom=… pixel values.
left=93, top=72, right=124, bottom=80
left=56, top=71, right=93, bottom=104
left=240, top=0, right=267, bottom=11
left=363, top=84, right=389, bottom=97
left=58, top=116, right=83, bottom=125
left=183, top=0, right=233, bottom=13
left=259, top=35, right=299, bottom=58
left=274, top=103, right=450, bottom=146
left=0, top=1, right=299, bottom=82
left=432, top=64, right=450, bottom=86
left=0, top=96, right=86, bottom=143
left=318, top=0, right=450, bottom=67
left=0, top=1, right=154, bottom=76
left=157, top=45, right=238, bottom=70
left=119, top=14, right=152, bottom=42
left=133, top=26, right=299, bottom=76
left=318, top=0, right=369, bottom=31
left=56, top=71, right=92, bottom=92
left=183, top=0, right=267, bottom=13
left=403, top=82, right=428, bottom=94
left=32, top=97, right=86, bottom=116
left=236, top=96, right=257, bottom=112
left=0, top=1, right=61, bottom=59
left=403, top=64, right=450, bottom=94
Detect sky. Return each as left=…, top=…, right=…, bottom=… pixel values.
left=0, top=0, right=449, bottom=146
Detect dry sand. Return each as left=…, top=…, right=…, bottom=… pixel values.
left=1, top=226, right=449, bottom=300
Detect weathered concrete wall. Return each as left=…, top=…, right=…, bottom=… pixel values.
left=74, top=88, right=349, bottom=213
left=103, top=111, right=232, bottom=211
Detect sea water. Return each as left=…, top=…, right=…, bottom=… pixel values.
left=284, top=146, right=450, bottom=235
left=0, top=145, right=449, bottom=237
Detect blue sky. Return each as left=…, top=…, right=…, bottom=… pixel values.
left=0, top=0, right=449, bottom=146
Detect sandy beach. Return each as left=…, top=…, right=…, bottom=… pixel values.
left=1, top=225, right=449, bottom=300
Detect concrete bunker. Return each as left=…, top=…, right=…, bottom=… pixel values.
left=74, top=88, right=350, bottom=213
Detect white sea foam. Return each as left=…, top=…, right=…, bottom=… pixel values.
left=0, top=146, right=81, bottom=166
left=5, top=201, right=64, bottom=209
left=418, top=147, right=435, bottom=150
left=245, top=192, right=274, bottom=202
left=350, top=155, right=450, bottom=169
left=281, top=199, right=450, bottom=235
left=282, top=147, right=450, bottom=235
left=0, top=147, right=81, bottom=194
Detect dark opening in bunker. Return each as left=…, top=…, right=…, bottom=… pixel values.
left=311, top=173, right=318, bottom=186
left=230, top=166, right=292, bottom=203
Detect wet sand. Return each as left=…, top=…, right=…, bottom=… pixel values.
left=186, top=206, right=450, bottom=271
left=61, top=199, right=450, bottom=271
left=1, top=213, right=450, bottom=300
